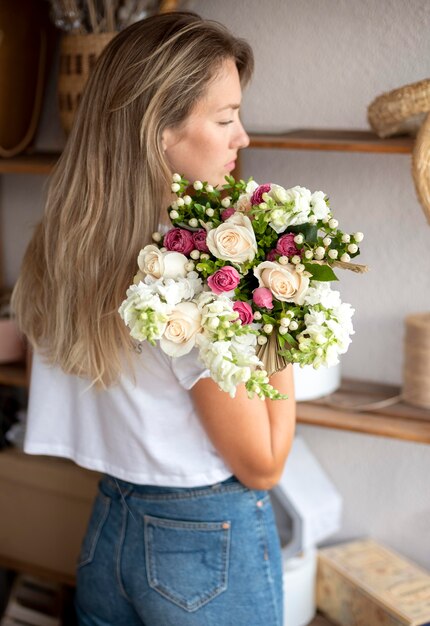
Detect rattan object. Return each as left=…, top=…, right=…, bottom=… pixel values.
left=412, top=110, right=430, bottom=225
left=367, top=78, right=430, bottom=138
left=58, top=32, right=116, bottom=134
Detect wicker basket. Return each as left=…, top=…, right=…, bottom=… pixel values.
left=412, top=110, right=430, bottom=225
left=367, top=78, right=430, bottom=138
left=58, top=32, right=116, bottom=134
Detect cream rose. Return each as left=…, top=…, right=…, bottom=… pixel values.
left=160, top=301, right=202, bottom=357
left=253, top=261, right=309, bottom=305
left=138, top=245, right=188, bottom=280
left=206, top=213, right=257, bottom=263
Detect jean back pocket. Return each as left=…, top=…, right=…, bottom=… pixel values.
left=144, top=514, right=231, bottom=612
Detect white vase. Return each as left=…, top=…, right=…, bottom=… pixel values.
left=293, top=362, right=341, bottom=401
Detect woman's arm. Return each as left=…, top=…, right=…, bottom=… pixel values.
left=190, top=365, right=296, bottom=490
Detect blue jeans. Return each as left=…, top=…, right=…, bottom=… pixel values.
left=75, top=474, right=283, bottom=625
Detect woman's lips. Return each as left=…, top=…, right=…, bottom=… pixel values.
left=225, top=160, right=236, bottom=172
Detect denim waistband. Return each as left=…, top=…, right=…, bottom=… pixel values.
left=100, top=473, right=250, bottom=501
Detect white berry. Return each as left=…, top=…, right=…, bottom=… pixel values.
left=183, top=195, right=192, bottom=205
left=323, top=237, right=331, bottom=246
left=152, top=232, right=162, bottom=242
left=171, top=183, right=180, bottom=193
left=347, top=243, right=358, bottom=254
left=328, top=218, right=338, bottom=229
left=172, top=173, right=181, bottom=183
left=253, top=311, right=262, bottom=321
left=169, top=210, right=179, bottom=219
left=189, top=218, right=198, bottom=227
left=304, top=250, right=313, bottom=260
left=263, top=324, right=273, bottom=334
left=279, top=255, right=289, bottom=265
left=340, top=252, right=350, bottom=262
left=289, top=321, right=298, bottom=331
left=190, top=250, right=200, bottom=260
left=257, top=335, right=268, bottom=345
left=193, top=181, right=203, bottom=190
left=294, top=234, right=304, bottom=244
left=341, top=233, right=350, bottom=243
left=206, top=208, right=214, bottom=217
left=221, top=197, right=231, bottom=208
left=328, top=249, right=338, bottom=259
left=353, top=232, right=364, bottom=242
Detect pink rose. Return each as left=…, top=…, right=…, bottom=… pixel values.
left=192, top=229, right=209, bottom=252
left=250, top=183, right=271, bottom=206
left=233, top=301, right=253, bottom=325
left=266, top=249, right=278, bottom=261
left=275, top=233, right=300, bottom=258
left=221, top=207, right=236, bottom=221
left=207, top=266, right=241, bottom=295
left=253, top=287, right=273, bottom=309
left=164, top=228, right=194, bottom=255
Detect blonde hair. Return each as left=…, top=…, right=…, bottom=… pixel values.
left=12, top=11, right=253, bottom=387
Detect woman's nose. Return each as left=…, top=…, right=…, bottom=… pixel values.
left=232, top=119, right=250, bottom=150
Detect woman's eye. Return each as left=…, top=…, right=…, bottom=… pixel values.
left=218, top=121, right=233, bottom=126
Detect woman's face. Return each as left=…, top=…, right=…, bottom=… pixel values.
left=162, top=58, right=250, bottom=187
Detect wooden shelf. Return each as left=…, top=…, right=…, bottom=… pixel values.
left=248, top=129, right=414, bottom=154
left=298, top=378, right=430, bottom=444
left=0, top=152, right=60, bottom=175
left=0, top=130, right=414, bottom=176
left=0, top=362, right=27, bottom=387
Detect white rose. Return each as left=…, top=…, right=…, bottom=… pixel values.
left=138, top=245, right=188, bottom=279
left=206, top=213, right=257, bottom=263
left=235, top=193, right=252, bottom=213
left=160, top=301, right=202, bottom=357
left=254, top=261, right=310, bottom=305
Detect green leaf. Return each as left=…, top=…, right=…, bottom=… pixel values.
left=288, top=223, right=319, bottom=243
left=304, top=262, right=339, bottom=281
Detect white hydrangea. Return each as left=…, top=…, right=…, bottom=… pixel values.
left=304, top=281, right=342, bottom=309
left=268, top=185, right=312, bottom=233
left=310, top=190, right=330, bottom=220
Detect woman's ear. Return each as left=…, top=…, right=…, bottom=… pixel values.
left=162, top=126, right=181, bottom=153
left=161, top=128, right=173, bottom=153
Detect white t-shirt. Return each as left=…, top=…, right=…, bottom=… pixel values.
left=24, top=343, right=234, bottom=487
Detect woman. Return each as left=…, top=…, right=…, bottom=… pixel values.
left=12, top=11, right=296, bottom=625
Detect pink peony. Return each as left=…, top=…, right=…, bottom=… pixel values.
left=207, top=266, right=241, bottom=295
left=192, top=229, right=209, bottom=252
left=266, top=249, right=278, bottom=261
left=164, top=228, right=194, bottom=255
left=253, top=287, right=273, bottom=309
left=250, top=183, right=271, bottom=206
left=221, top=207, right=236, bottom=221
left=275, top=233, right=300, bottom=258
left=233, top=301, right=253, bottom=325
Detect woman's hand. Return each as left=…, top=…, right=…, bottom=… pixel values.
left=190, top=365, right=296, bottom=490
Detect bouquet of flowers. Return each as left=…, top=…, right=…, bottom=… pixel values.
left=119, top=175, right=366, bottom=399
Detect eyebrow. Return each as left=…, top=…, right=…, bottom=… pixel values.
left=216, top=104, right=241, bottom=112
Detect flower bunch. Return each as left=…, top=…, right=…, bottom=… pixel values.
left=119, top=174, right=365, bottom=399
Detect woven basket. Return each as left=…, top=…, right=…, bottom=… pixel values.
left=367, top=79, right=430, bottom=138
left=58, top=32, right=116, bottom=134
left=412, top=110, right=430, bottom=225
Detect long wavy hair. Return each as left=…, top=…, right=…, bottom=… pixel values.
left=12, top=11, right=253, bottom=387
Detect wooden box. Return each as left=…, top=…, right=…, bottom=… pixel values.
left=317, top=538, right=430, bottom=626
left=0, top=447, right=101, bottom=584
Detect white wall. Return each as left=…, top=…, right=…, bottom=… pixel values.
left=1, top=0, right=429, bottom=568
left=193, top=0, right=430, bottom=569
